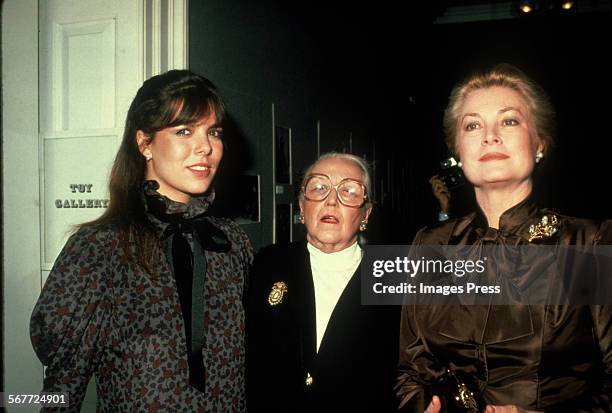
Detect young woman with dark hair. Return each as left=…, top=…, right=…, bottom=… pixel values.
left=31, top=70, right=253, bottom=412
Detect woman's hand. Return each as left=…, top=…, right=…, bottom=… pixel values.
left=424, top=395, right=442, bottom=413
left=430, top=175, right=450, bottom=213
left=485, top=405, right=542, bottom=413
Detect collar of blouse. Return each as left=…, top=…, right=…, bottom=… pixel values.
left=471, top=195, right=542, bottom=243
left=142, top=180, right=215, bottom=230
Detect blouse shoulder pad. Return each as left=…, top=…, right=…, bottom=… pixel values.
left=545, top=211, right=609, bottom=245
left=412, top=213, right=475, bottom=245
left=30, top=224, right=117, bottom=366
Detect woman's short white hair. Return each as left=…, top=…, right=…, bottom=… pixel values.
left=299, top=152, right=373, bottom=209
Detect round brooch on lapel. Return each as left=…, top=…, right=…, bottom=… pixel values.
left=268, top=281, right=288, bottom=306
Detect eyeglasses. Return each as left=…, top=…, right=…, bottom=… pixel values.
left=302, top=174, right=368, bottom=208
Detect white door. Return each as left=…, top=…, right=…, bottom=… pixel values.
left=2, top=0, right=187, bottom=411
left=38, top=0, right=143, bottom=273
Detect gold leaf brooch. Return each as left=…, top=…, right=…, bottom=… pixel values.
left=528, top=214, right=559, bottom=242
left=268, top=281, right=288, bottom=306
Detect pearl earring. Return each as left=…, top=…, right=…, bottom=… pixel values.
left=457, top=161, right=463, bottom=168
left=535, top=152, right=543, bottom=163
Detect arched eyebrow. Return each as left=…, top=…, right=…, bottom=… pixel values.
left=461, top=112, right=481, bottom=121
left=498, top=106, right=524, bottom=115
left=461, top=107, right=525, bottom=121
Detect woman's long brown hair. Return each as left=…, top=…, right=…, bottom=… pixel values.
left=82, top=70, right=226, bottom=277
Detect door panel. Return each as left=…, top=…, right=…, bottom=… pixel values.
left=39, top=0, right=141, bottom=271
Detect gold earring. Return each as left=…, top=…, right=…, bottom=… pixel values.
left=299, top=212, right=305, bottom=224
left=359, top=219, right=368, bottom=232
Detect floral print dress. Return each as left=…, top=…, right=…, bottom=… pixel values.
left=30, top=182, right=253, bottom=412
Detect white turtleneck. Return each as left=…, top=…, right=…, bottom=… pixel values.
left=307, top=241, right=362, bottom=352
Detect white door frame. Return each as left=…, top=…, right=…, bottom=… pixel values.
left=2, top=1, right=188, bottom=410
left=2, top=0, right=44, bottom=402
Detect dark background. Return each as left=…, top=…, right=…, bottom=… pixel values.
left=191, top=1, right=612, bottom=249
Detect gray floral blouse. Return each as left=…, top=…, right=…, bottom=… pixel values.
left=30, top=183, right=253, bottom=412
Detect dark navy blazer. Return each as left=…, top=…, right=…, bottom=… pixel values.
left=246, top=241, right=400, bottom=412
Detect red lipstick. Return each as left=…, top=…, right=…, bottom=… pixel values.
left=479, top=152, right=509, bottom=162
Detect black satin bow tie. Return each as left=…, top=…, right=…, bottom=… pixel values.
left=145, top=185, right=231, bottom=252
left=166, top=225, right=205, bottom=391
left=162, top=220, right=232, bottom=253
left=145, top=191, right=231, bottom=392
left=160, top=221, right=230, bottom=392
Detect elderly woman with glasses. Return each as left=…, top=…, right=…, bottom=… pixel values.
left=245, top=152, right=400, bottom=412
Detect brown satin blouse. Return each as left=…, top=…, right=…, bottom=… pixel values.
left=397, top=197, right=612, bottom=412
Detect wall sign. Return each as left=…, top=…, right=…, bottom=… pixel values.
left=54, top=183, right=109, bottom=208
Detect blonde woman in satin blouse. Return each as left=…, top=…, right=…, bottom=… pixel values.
left=397, top=64, right=612, bottom=413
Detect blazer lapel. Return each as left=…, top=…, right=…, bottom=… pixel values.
left=288, top=243, right=317, bottom=380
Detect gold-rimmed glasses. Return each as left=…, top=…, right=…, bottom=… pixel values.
left=301, top=173, right=367, bottom=208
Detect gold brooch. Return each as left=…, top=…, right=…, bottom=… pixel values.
left=528, top=214, right=559, bottom=242
left=268, top=281, right=288, bottom=306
